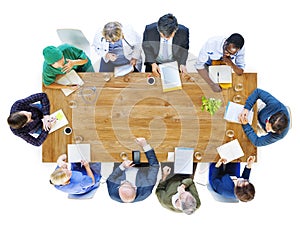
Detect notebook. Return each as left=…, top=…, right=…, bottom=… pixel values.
left=174, top=147, right=194, bottom=174
left=224, top=101, right=254, bottom=124
left=56, top=70, right=84, bottom=96
left=217, top=139, right=244, bottom=164
left=48, top=109, right=69, bottom=133
left=159, top=61, right=182, bottom=92
left=67, top=144, right=91, bottom=163
left=208, top=65, right=232, bottom=84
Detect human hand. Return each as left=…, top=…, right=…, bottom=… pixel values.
left=246, top=156, right=255, bottom=168
left=135, top=137, right=147, bottom=147
left=238, top=108, right=249, bottom=125
left=130, top=58, right=137, bottom=67
left=42, top=115, right=57, bottom=131
left=215, top=158, right=227, bottom=167
left=62, top=59, right=74, bottom=73
left=106, top=53, right=117, bottom=62
left=222, top=56, right=233, bottom=66
left=162, top=166, right=171, bottom=176
left=177, top=184, right=186, bottom=194
left=179, top=65, right=188, bottom=77
left=67, top=84, right=80, bottom=90
left=210, top=83, right=222, bottom=92
left=81, top=160, right=90, bottom=168
left=122, top=159, right=134, bottom=169
left=151, top=63, right=160, bottom=77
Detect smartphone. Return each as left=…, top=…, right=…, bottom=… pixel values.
left=132, top=150, right=140, bottom=164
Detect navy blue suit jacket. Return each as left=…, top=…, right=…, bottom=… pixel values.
left=106, top=149, right=159, bottom=203
left=142, top=22, right=189, bottom=66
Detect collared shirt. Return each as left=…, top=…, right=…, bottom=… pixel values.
left=171, top=192, right=181, bottom=209
left=157, top=37, right=174, bottom=63
left=125, top=167, right=139, bottom=187
left=195, top=36, right=245, bottom=70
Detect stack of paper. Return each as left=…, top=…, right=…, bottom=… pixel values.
left=159, top=61, right=182, bottom=92
left=224, top=101, right=254, bottom=124
left=67, top=144, right=91, bottom=163
left=174, top=147, right=194, bottom=174
left=217, top=139, right=244, bottom=163
left=56, top=70, right=84, bottom=96
left=48, top=109, right=69, bottom=133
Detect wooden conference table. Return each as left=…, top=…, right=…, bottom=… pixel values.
left=42, top=72, right=257, bottom=163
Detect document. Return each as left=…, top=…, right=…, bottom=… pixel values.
left=114, top=64, right=134, bottom=77
left=48, top=109, right=69, bottom=133
left=224, top=101, right=254, bottom=124
left=217, top=139, right=244, bottom=164
left=208, top=65, right=232, bottom=84
left=174, top=147, right=194, bottom=174
left=159, top=61, right=182, bottom=92
left=56, top=70, right=84, bottom=96
left=67, top=144, right=91, bottom=163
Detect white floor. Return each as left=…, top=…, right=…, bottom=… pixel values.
left=1, top=1, right=299, bottom=226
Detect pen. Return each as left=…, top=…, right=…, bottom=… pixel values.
left=217, top=72, right=220, bottom=83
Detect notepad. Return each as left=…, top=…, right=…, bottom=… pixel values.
left=174, top=147, right=194, bottom=174
left=159, top=61, right=182, bottom=92
left=224, top=101, right=254, bottom=124
left=48, top=109, right=69, bottom=133
left=67, top=144, right=91, bottom=163
left=217, top=139, right=244, bottom=164
left=56, top=70, right=84, bottom=96
left=208, top=65, right=232, bottom=84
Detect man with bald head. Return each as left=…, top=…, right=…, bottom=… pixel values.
left=106, top=138, right=159, bottom=203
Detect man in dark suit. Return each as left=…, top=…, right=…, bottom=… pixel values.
left=142, top=13, right=189, bottom=77
left=106, top=138, right=159, bottom=203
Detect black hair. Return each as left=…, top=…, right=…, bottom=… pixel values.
left=157, top=13, right=178, bottom=38
left=226, top=33, right=245, bottom=49
left=7, top=112, right=28, bottom=129
left=269, top=112, right=289, bottom=134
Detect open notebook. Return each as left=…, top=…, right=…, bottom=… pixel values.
left=224, top=101, right=254, bottom=124
left=159, top=61, right=182, bottom=92
left=56, top=70, right=84, bottom=96
left=208, top=65, right=232, bottom=84
left=174, top=147, right=194, bottom=174
left=67, top=144, right=91, bottom=163
left=48, top=109, right=69, bottom=133
left=217, top=139, right=244, bottom=164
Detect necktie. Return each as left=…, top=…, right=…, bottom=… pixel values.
left=162, top=39, right=169, bottom=60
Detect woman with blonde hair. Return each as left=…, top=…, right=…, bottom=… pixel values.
left=50, top=154, right=101, bottom=195
left=92, top=21, right=143, bottom=72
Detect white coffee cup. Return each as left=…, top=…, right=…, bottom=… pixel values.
left=64, top=127, right=72, bottom=135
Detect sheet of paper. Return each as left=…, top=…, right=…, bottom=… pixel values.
left=48, top=109, right=69, bottom=133
left=67, top=144, right=91, bottom=163
left=114, top=64, right=134, bottom=77
left=56, top=70, right=84, bottom=96
left=217, top=139, right=244, bottom=163
left=174, top=147, right=194, bottom=174
left=208, top=65, right=232, bottom=83
left=159, top=61, right=182, bottom=92
left=224, top=101, right=254, bottom=124
left=167, top=152, right=175, bottom=162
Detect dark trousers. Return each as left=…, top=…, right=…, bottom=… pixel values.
left=99, top=58, right=139, bottom=72
left=208, top=162, right=240, bottom=185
